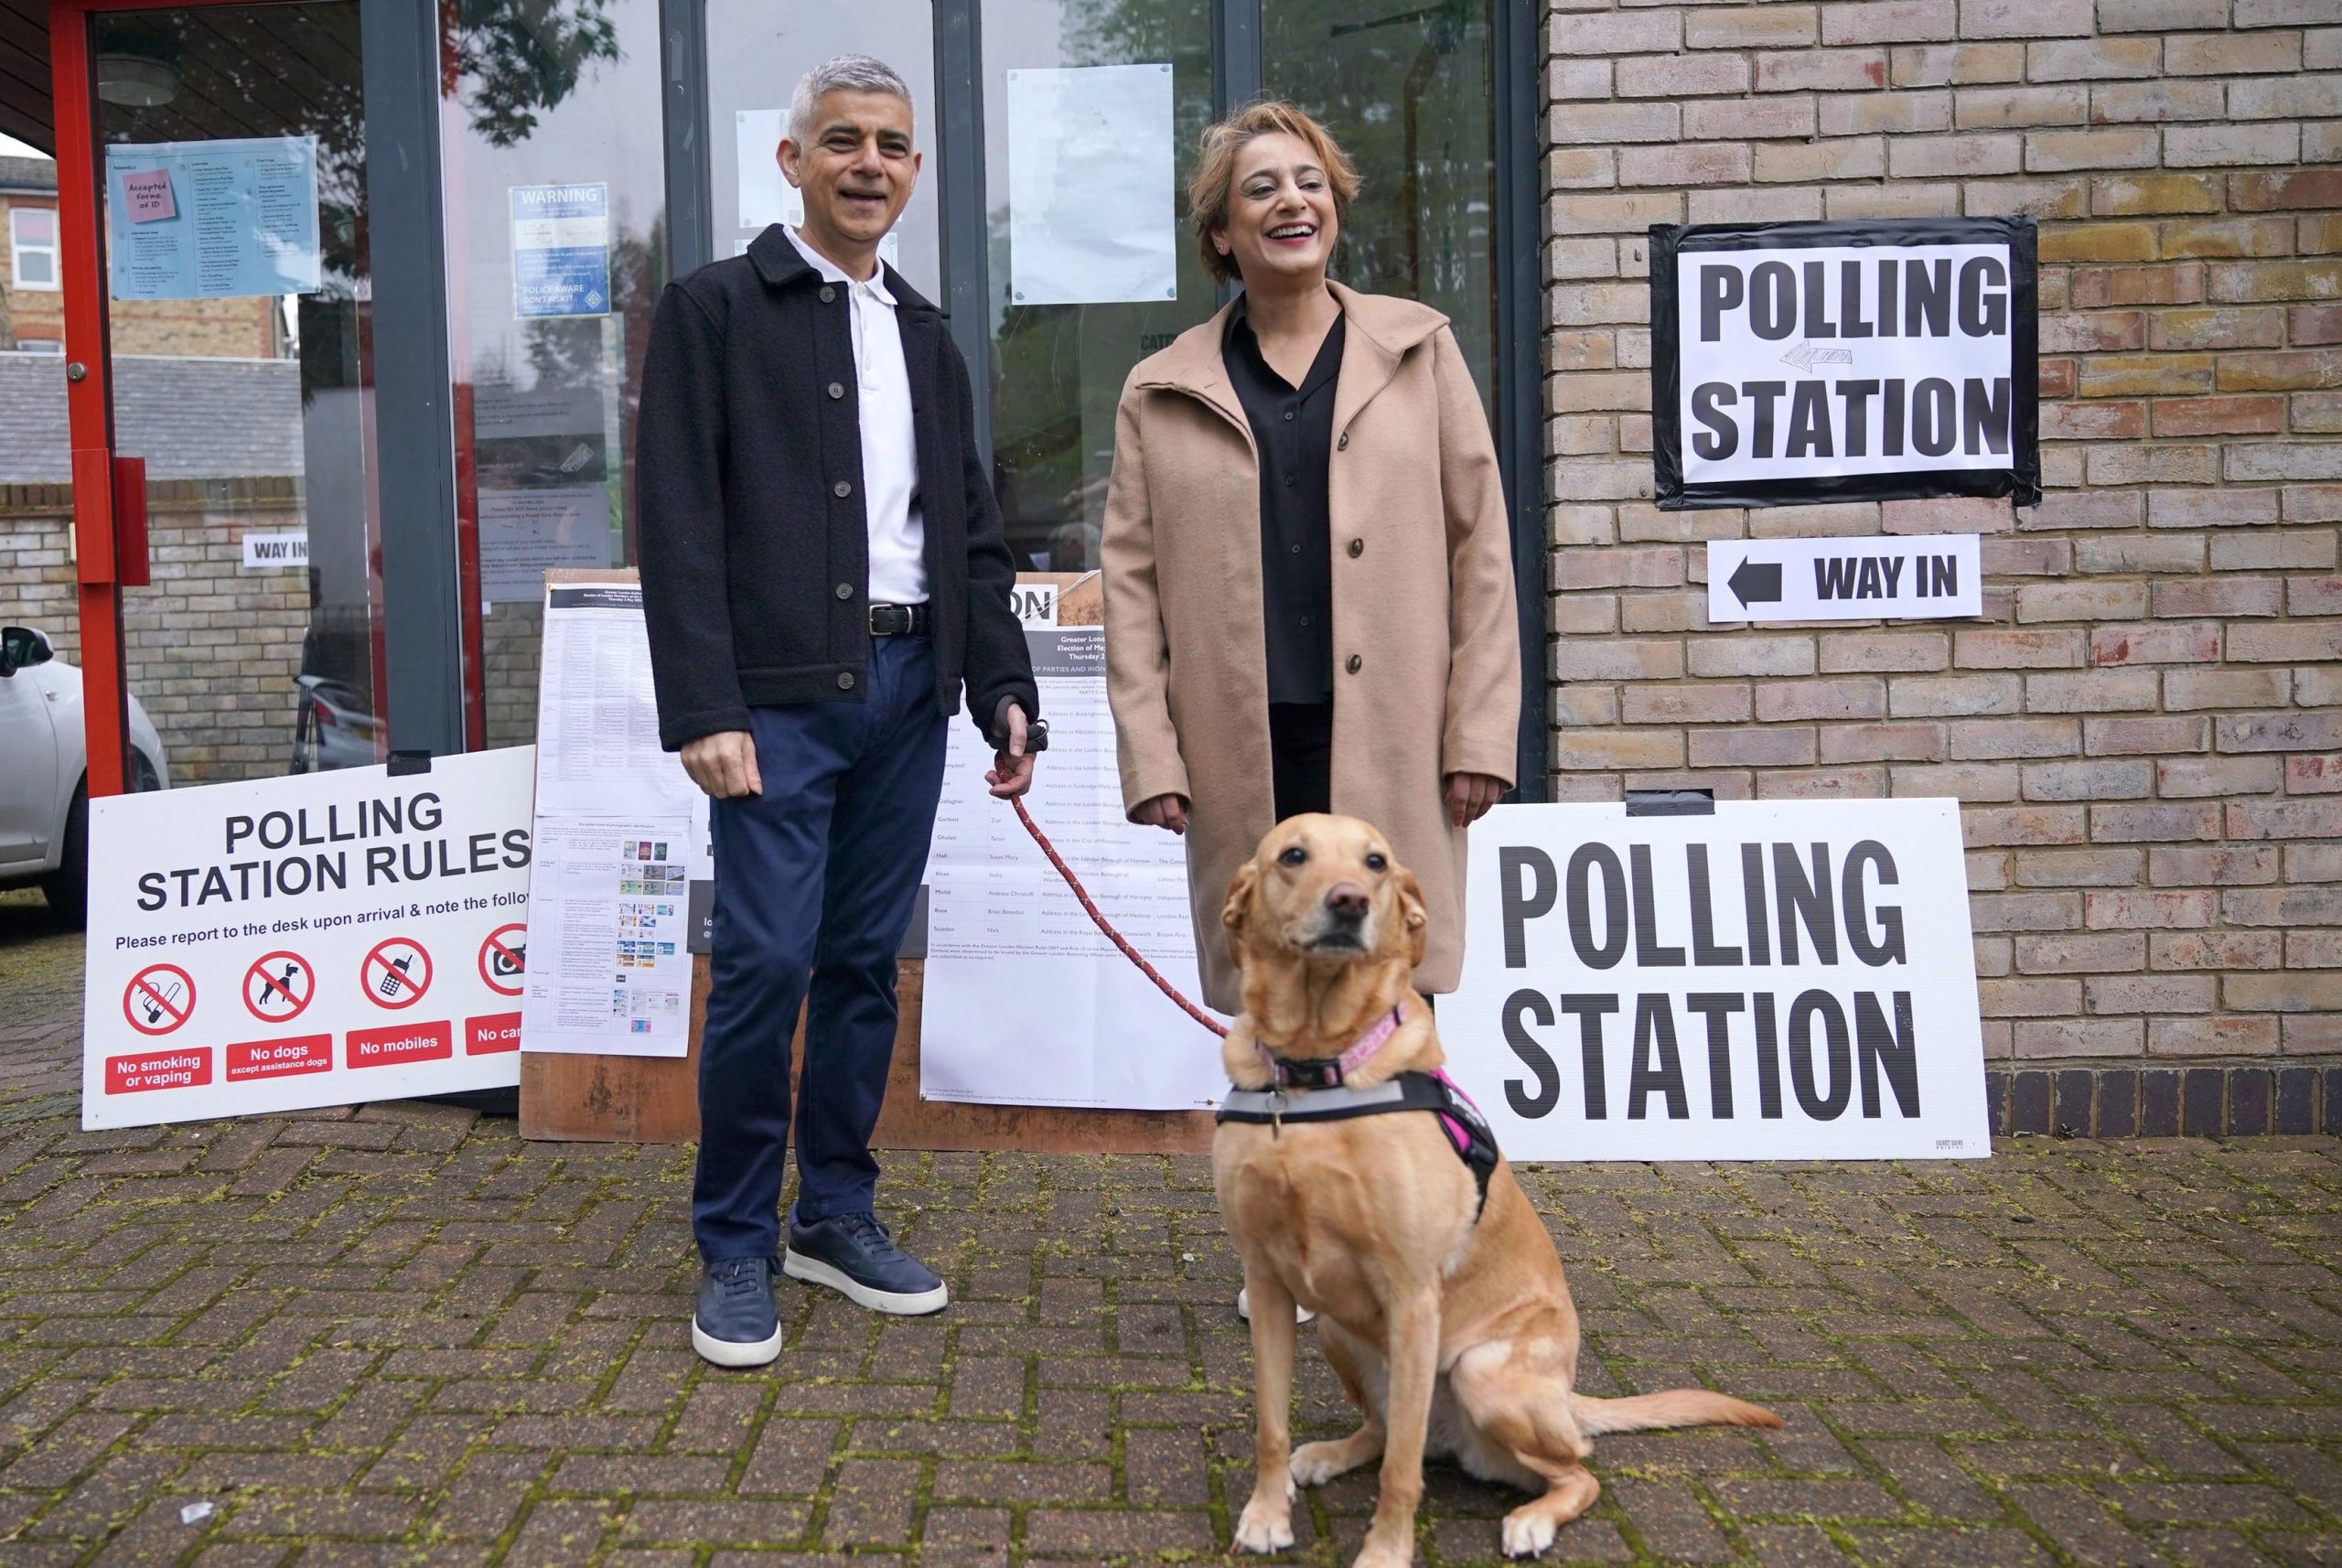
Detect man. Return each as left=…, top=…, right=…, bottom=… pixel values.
left=637, top=54, right=1039, bottom=1369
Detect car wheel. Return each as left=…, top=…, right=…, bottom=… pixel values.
left=133, top=752, right=161, bottom=792
left=42, top=784, right=89, bottom=929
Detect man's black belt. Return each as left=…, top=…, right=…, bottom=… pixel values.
left=869, top=602, right=929, bottom=637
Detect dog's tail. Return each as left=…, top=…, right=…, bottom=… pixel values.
left=1568, top=1390, right=1784, bottom=1436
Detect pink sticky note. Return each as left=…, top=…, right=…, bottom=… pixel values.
left=121, top=169, right=176, bottom=222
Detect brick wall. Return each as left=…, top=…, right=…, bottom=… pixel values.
left=0, top=480, right=312, bottom=784
left=1, top=192, right=282, bottom=357
left=1542, top=0, right=2339, bottom=1074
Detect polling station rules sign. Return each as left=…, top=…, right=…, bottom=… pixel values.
left=1652, top=218, right=2040, bottom=510
left=81, top=749, right=538, bottom=1130
left=1443, top=800, right=1990, bottom=1161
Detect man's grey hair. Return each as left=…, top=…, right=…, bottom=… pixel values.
left=788, top=55, right=914, bottom=145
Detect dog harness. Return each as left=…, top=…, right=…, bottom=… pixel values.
left=1217, top=1008, right=1502, bottom=1219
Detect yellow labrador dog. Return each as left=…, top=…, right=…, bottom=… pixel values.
left=1214, top=814, right=1781, bottom=1565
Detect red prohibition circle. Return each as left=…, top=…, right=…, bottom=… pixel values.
left=242, top=950, right=316, bottom=1023
left=360, top=937, right=433, bottom=1010
left=122, top=964, right=196, bottom=1036
left=478, top=923, right=527, bottom=997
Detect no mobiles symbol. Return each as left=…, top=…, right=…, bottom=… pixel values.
left=242, top=950, right=315, bottom=1023
left=360, top=937, right=433, bottom=1010
left=478, top=924, right=527, bottom=998
left=123, top=964, right=196, bottom=1036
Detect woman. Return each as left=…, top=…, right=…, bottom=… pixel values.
left=1101, top=100, right=1520, bottom=1017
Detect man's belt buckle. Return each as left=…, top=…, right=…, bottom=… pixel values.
left=870, top=603, right=916, bottom=637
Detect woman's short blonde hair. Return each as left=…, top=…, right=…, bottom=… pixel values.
left=1188, top=101, right=1360, bottom=284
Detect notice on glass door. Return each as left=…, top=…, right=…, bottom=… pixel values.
left=105, top=136, right=322, bottom=301
left=478, top=488, right=614, bottom=603
left=510, top=183, right=611, bottom=318
left=1005, top=65, right=1177, bottom=306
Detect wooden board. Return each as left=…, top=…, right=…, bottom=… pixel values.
left=520, top=569, right=1217, bottom=1153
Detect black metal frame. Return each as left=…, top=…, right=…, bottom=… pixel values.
left=362, top=0, right=466, bottom=759
left=649, top=0, right=1547, bottom=792
left=1490, top=0, right=1543, bottom=799
left=660, top=0, right=714, bottom=280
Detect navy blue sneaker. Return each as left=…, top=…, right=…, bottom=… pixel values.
left=782, top=1210, right=948, bottom=1316
left=692, top=1256, right=782, bottom=1367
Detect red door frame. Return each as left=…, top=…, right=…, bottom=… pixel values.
left=48, top=0, right=130, bottom=797
left=48, top=0, right=317, bottom=797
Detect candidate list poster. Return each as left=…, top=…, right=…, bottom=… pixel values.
left=81, top=749, right=538, bottom=1130
left=1651, top=218, right=2040, bottom=510
left=920, top=625, right=1229, bottom=1112
left=1442, top=800, right=1990, bottom=1162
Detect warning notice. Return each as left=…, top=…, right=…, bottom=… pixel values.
left=242, top=950, right=315, bottom=1023
left=227, top=1035, right=331, bottom=1082
left=1442, top=799, right=1990, bottom=1162
left=81, top=747, right=538, bottom=1130
left=106, top=1048, right=212, bottom=1095
left=348, top=1022, right=453, bottom=1069
left=123, top=964, right=196, bottom=1036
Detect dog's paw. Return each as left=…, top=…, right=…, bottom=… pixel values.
left=1232, top=1496, right=1295, bottom=1554
left=1291, top=1439, right=1363, bottom=1487
left=1348, top=1543, right=1414, bottom=1568
left=1500, top=1509, right=1558, bottom=1559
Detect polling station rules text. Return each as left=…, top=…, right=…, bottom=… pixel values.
left=130, top=789, right=532, bottom=912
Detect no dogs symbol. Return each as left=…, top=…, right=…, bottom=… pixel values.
left=243, top=950, right=315, bottom=1023
left=360, top=938, right=433, bottom=1010
left=123, top=964, right=196, bottom=1036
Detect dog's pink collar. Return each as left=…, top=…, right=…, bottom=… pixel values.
left=1256, top=1004, right=1405, bottom=1091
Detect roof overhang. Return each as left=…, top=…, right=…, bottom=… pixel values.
left=1, top=0, right=53, bottom=156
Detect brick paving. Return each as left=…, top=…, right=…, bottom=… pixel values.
left=1, top=912, right=2337, bottom=1566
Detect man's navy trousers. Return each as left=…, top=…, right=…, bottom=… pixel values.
left=693, top=632, right=947, bottom=1261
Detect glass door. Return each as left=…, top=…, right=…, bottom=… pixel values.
left=56, top=0, right=381, bottom=793
left=685, top=0, right=1499, bottom=582
left=438, top=0, right=668, bottom=753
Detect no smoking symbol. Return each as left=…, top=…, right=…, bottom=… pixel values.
left=478, top=924, right=527, bottom=997
left=360, top=938, right=433, bottom=1010
left=243, top=951, right=314, bottom=1023
left=123, top=963, right=195, bottom=1036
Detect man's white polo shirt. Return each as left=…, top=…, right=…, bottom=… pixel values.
left=785, top=225, right=928, bottom=607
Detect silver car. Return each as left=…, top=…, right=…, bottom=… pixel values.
left=0, top=626, right=169, bottom=925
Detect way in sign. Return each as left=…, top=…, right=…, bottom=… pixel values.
left=1708, top=534, right=1981, bottom=624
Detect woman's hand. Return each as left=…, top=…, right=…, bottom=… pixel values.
left=1133, top=794, right=1191, bottom=835
left=1444, top=773, right=1504, bottom=829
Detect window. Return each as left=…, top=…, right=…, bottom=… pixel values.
left=9, top=206, right=58, bottom=290
left=9, top=338, right=62, bottom=354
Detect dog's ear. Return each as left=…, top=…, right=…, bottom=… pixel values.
left=1221, top=859, right=1261, bottom=958
left=1395, top=865, right=1428, bottom=968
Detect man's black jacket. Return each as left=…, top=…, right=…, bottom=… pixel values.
left=635, top=226, right=1037, bottom=753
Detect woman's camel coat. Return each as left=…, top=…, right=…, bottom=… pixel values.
left=1101, top=284, right=1520, bottom=1014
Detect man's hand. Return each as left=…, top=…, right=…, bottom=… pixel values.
left=1133, top=794, right=1189, bottom=835
left=988, top=703, right=1037, bottom=800
left=682, top=730, right=762, bottom=799
left=1444, top=772, right=1504, bottom=828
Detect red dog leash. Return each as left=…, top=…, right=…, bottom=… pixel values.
left=1011, top=797, right=1230, bottom=1039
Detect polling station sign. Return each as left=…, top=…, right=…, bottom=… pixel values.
left=1443, top=800, right=1990, bottom=1161
left=1651, top=218, right=2040, bottom=510
left=81, top=748, right=538, bottom=1130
